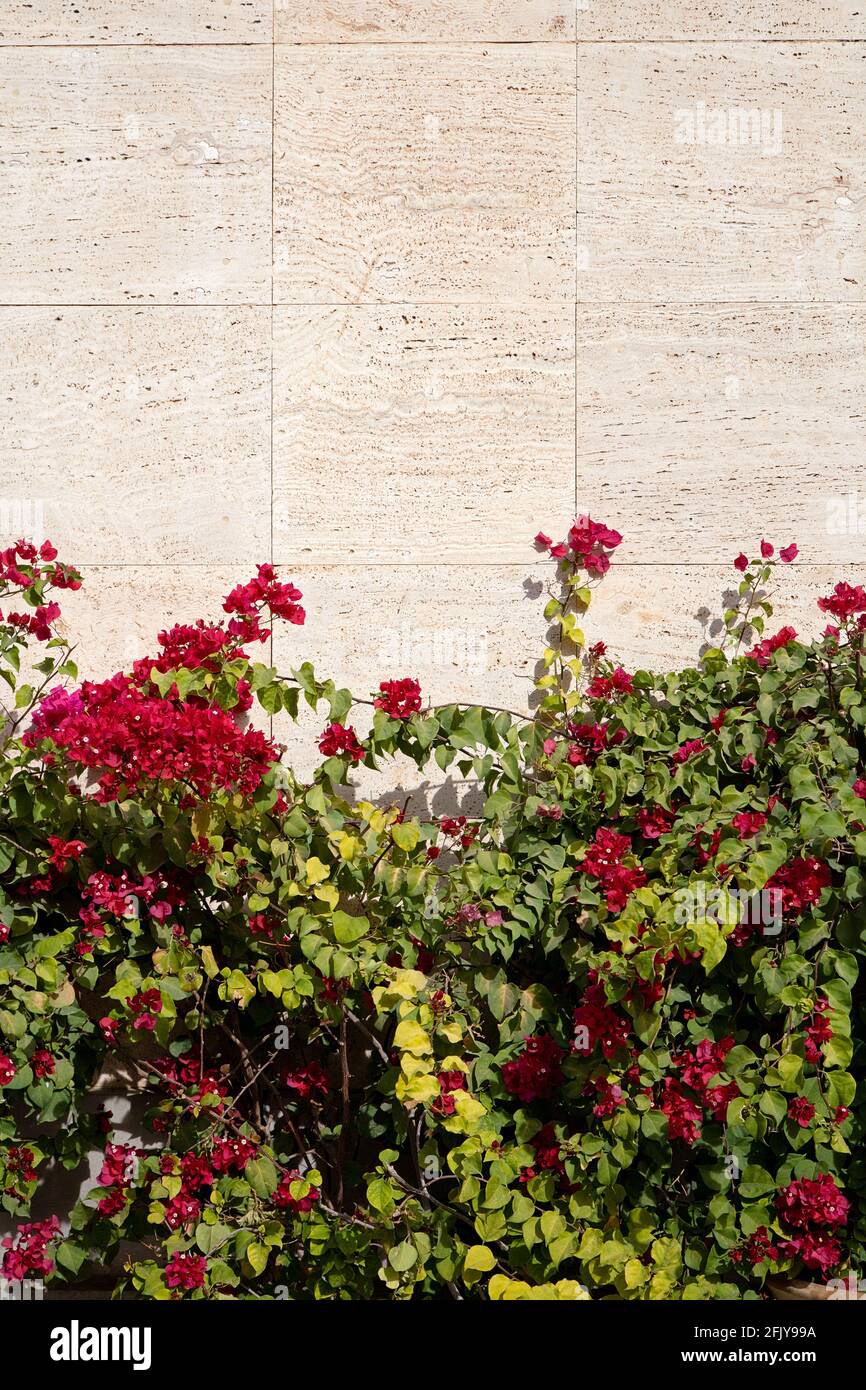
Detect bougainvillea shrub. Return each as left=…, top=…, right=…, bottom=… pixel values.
left=0, top=526, right=864, bottom=1300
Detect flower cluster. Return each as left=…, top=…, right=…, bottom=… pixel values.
left=24, top=674, right=277, bottom=802
left=373, top=678, right=422, bottom=719
left=501, top=1035, right=564, bottom=1103
left=658, top=1037, right=740, bottom=1145
left=573, top=983, right=632, bottom=1060
left=765, top=857, right=831, bottom=918
left=1, top=1215, right=61, bottom=1281
left=817, top=582, right=866, bottom=624
left=578, top=827, right=646, bottom=913
left=775, top=1174, right=850, bottom=1273
left=223, top=564, right=305, bottom=632
left=318, top=722, right=365, bottom=763
left=535, top=515, right=622, bottom=575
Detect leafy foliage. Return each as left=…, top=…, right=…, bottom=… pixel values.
left=0, top=528, right=864, bottom=1300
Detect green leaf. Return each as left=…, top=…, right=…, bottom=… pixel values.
left=388, top=1240, right=418, bottom=1272
left=332, top=910, right=370, bottom=945
left=245, top=1156, right=278, bottom=1199
left=245, top=1242, right=270, bottom=1275
left=195, top=1222, right=232, bottom=1254
left=739, top=1166, right=775, bottom=1199
left=391, top=822, right=420, bottom=853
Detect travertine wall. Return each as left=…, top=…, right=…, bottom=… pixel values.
left=1, top=2, right=863, bottom=776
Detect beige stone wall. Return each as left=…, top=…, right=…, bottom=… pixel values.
left=1, top=2, right=861, bottom=776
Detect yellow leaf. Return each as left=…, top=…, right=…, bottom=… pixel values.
left=200, top=945, right=218, bottom=980
left=439, top=1055, right=469, bottom=1073
left=395, top=1072, right=440, bottom=1106
left=304, top=856, right=330, bottom=885
left=393, top=1019, right=431, bottom=1056
left=391, top=969, right=428, bottom=999
left=464, top=1246, right=496, bottom=1274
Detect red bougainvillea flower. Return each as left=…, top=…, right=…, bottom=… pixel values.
left=534, top=516, right=621, bottom=575
left=732, top=1226, right=781, bottom=1268
left=97, top=1188, right=128, bottom=1217
left=6, top=1145, right=38, bottom=1184
left=766, top=857, right=831, bottom=917
left=164, top=1194, right=201, bottom=1230
left=635, top=805, right=675, bottom=840
left=805, top=997, right=833, bottom=1063
left=853, top=778, right=866, bottom=799
left=568, top=515, right=622, bottom=556
left=46, top=836, right=87, bottom=870
left=782, top=1232, right=842, bottom=1273
left=180, top=1154, right=214, bottom=1192
left=528, top=1123, right=568, bottom=1177
left=780, top=543, right=798, bottom=563
left=223, top=564, right=305, bottom=627
left=669, top=1035, right=740, bottom=1125
left=1, top=1216, right=61, bottom=1280
left=573, top=982, right=632, bottom=1059
left=585, top=666, right=633, bottom=700
left=817, top=582, right=866, bottom=623
left=318, top=722, right=365, bottom=764
left=591, top=1077, right=627, bottom=1118
left=787, top=1097, right=816, bottom=1128
left=280, top=1060, right=329, bottom=1101
left=501, top=1034, right=564, bottom=1102
left=565, top=720, right=626, bottom=767
left=747, top=625, right=797, bottom=668
left=6, top=602, right=62, bottom=643
left=731, top=811, right=767, bottom=839
left=658, top=1078, right=703, bottom=1146
left=439, top=815, right=476, bottom=848
left=672, top=739, right=706, bottom=765
left=760, top=539, right=774, bottom=558
left=0, top=1053, right=16, bottom=1086
left=431, top=1069, right=467, bottom=1116
left=31, top=1048, right=55, bottom=1079
left=98, top=1016, right=120, bottom=1044
left=129, top=988, right=162, bottom=1032
left=132, top=618, right=263, bottom=709
left=734, top=553, right=748, bottom=572
left=98, top=1142, right=137, bottom=1189
left=703, top=1079, right=741, bottom=1123
left=164, top=1251, right=207, bottom=1291
left=210, top=1137, right=257, bottom=1174
left=776, top=1174, right=850, bottom=1230
left=373, top=678, right=422, bottom=719
left=24, top=676, right=278, bottom=803
left=578, top=827, right=646, bottom=913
